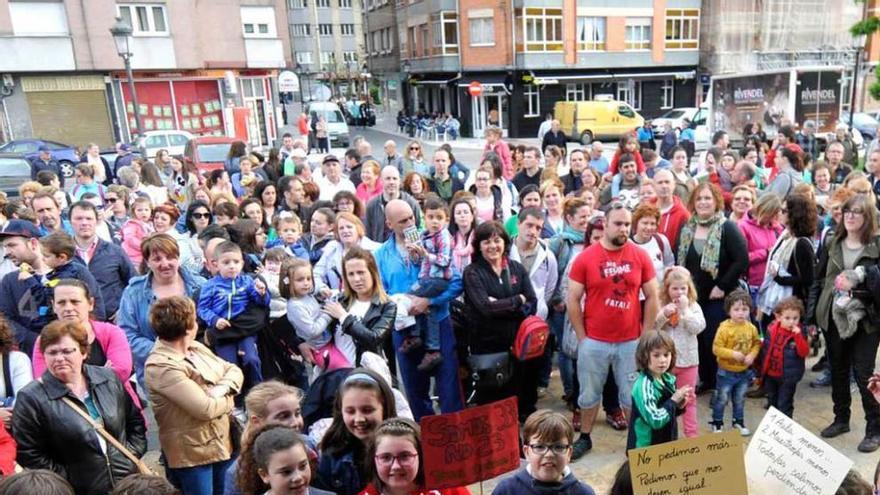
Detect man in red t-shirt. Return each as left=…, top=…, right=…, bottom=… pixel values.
left=565, top=204, right=659, bottom=459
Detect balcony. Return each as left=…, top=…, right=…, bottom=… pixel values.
left=245, top=38, right=286, bottom=68
left=408, top=55, right=460, bottom=72
left=130, top=37, right=177, bottom=70
left=0, top=36, right=74, bottom=71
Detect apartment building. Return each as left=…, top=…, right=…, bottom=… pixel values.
left=396, top=0, right=700, bottom=138
left=287, top=0, right=367, bottom=99
left=0, top=0, right=290, bottom=148
left=364, top=0, right=400, bottom=108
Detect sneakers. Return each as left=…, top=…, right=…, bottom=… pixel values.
left=398, top=336, right=423, bottom=354
left=733, top=422, right=752, bottom=437
left=810, top=370, right=832, bottom=388
left=571, top=434, right=592, bottom=460
left=820, top=421, right=851, bottom=438
left=416, top=351, right=443, bottom=372
left=857, top=435, right=880, bottom=453
left=605, top=409, right=628, bottom=431
left=710, top=422, right=723, bottom=433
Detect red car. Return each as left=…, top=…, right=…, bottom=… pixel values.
left=183, top=136, right=238, bottom=174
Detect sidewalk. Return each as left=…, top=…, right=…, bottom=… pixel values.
left=372, top=111, right=543, bottom=150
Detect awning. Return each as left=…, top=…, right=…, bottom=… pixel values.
left=531, top=70, right=696, bottom=84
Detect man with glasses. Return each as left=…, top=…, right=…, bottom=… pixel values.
left=565, top=204, right=659, bottom=459
left=69, top=200, right=134, bottom=320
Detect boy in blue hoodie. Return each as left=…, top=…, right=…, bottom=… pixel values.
left=492, top=410, right=596, bottom=495
left=198, top=241, right=270, bottom=393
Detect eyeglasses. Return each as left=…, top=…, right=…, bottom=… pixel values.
left=192, top=212, right=210, bottom=219
left=46, top=347, right=80, bottom=358
left=375, top=452, right=419, bottom=467
left=106, top=197, right=119, bottom=204
left=528, top=443, right=570, bottom=456
left=843, top=208, right=865, bottom=216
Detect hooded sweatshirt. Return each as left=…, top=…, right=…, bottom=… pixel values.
left=492, top=465, right=596, bottom=495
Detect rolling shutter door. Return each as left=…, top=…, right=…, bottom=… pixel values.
left=22, top=76, right=114, bottom=148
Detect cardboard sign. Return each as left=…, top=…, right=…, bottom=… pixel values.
left=746, top=407, right=853, bottom=495
left=628, top=430, right=748, bottom=495
left=420, top=397, right=520, bottom=488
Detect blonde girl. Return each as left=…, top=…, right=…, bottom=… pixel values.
left=654, top=266, right=705, bottom=438
left=120, top=196, right=154, bottom=268
left=281, top=258, right=336, bottom=378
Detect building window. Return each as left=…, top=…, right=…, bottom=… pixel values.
left=117, top=4, right=168, bottom=35
left=320, top=51, right=337, bottom=65
left=407, top=26, right=417, bottom=57
left=288, top=0, right=307, bottom=7
left=419, top=24, right=430, bottom=57
left=468, top=16, right=494, bottom=46
left=343, top=51, right=358, bottom=63
left=293, top=24, right=311, bottom=36
left=296, top=52, right=313, bottom=64
left=316, top=0, right=330, bottom=7
left=371, top=31, right=380, bottom=54
left=661, top=79, right=674, bottom=109
left=524, top=84, right=540, bottom=117
left=665, top=9, right=699, bottom=49
left=576, top=17, right=605, bottom=51
left=431, top=12, right=458, bottom=55
left=566, top=83, right=589, bottom=101
left=240, top=6, right=276, bottom=38
left=515, top=8, right=563, bottom=53
left=341, top=24, right=355, bottom=36
left=318, top=24, right=333, bottom=36
left=9, top=2, right=69, bottom=35
left=383, top=27, right=394, bottom=52
left=624, top=18, right=651, bottom=50
left=339, top=0, right=352, bottom=7
left=617, top=81, right=641, bottom=110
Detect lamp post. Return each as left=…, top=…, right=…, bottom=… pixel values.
left=401, top=60, right=411, bottom=113
left=850, top=33, right=867, bottom=133
left=110, top=16, right=142, bottom=139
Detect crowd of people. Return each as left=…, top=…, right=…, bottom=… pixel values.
left=1, top=118, right=880, bottom=494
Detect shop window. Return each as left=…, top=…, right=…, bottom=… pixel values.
left=524, top=84, right=540, bottom=117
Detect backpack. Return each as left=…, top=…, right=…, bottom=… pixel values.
left=513, top=315, right=549, bottom=361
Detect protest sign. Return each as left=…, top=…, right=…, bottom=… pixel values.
left=420, top=397, right=520, bottom=488
left=746, top=407, right=853, bottom=495
left=628, top=430, right=747, bottom=495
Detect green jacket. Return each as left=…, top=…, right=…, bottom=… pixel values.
left=811, top=234, right=880, bottom=333
left=627, top=371, right=681, bottom=450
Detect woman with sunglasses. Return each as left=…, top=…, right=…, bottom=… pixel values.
left=402, top=140, right=429, bottom=177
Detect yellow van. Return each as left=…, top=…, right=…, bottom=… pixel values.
left=554, top=98, right=644, bottom=145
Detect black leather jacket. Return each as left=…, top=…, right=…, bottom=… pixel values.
left=339, top=296, right=396, bottom=362
left=12, top=365, right=147, bottom=495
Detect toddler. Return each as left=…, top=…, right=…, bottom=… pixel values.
left=655, top=266, right=705, bottom=438
left=267, top=213, right=309, bottom=259
left=399, top=196, right=453, bottom=372
left=197, top=241, right=270, bottom=395
left=120, top=196, right=153, bottom=268
left=711, top=289, right=761, bottom=435
left=761, top=297, right=809, bottom=418
left=261, top=248, right=291, bottom=321
left=627, top=330, right=689, bottom=450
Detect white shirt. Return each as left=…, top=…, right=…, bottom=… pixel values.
left=335, top=299, right=372, bottom=365
left=316, top=175, right=355, bottom=201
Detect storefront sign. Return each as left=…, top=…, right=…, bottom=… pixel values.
left=278, top=71, right=299, bottom=92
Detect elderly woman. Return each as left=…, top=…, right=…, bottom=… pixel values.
left=145, top=296, right=243, bottom=494
left=314, top=212, right=380, bottom=292
left=728, top=185, right=756, bottom=224
left=32, top=280, right=140, bottom=410
left=13, top=320, right=146, bottom=495
left=463, top=221, right=538, bottom=420
left=677, top=182, right=748, bottom=393
left=117, top=234, right=206, bottom=388
left=809, top=194, right=880, bottom=452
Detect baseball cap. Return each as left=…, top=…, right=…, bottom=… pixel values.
left=322, top=154, right=340, bottom=165
left=37, top=144, right=50, bottom=152
left=0, top=220, right=41, bottom=239
left=120, top=143, right=132, bottom=151
left=291, top=148, right=307, bottom=159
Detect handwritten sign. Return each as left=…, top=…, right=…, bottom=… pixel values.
left=746, top=407, right=853, bottom=495
left=420, top=397, right=520, bottom=488
left=628, top=430, right=747, bottom=495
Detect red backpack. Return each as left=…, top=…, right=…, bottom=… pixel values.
left=513, top=315, right=550, bottom=361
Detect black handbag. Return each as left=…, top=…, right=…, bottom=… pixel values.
left=467, top=352, right=512, bottom=390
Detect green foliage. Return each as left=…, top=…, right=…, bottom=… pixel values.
left=851, top=13, right=880, bottom=102
left=370, top=86, right=381, bottom=105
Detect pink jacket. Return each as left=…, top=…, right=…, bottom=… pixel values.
left=356, top=179, right=383, bottom=205
left=483, top=140, right=513, bottom=180
left=737, top=214, right=782, bottom=286
left=121, top=219, right=153, bottom=267
left=33, top=320, right=143, bottom=411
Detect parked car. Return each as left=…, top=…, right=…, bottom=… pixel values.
left=0, top=153, right=33, bottom=197
left=183, top=136, right=238, bottom=174
left=651, top=107, right=700, bottom=136
left=689, top=106, right=711, bottom=151
left=554, top=98, right=644, bottom=145
left=306, top=102, right=350, bottom=148
left=135, top=130, right=195, bottom=159
left=99, top=149, right=142, bottom=170
left=0, top=139, right=79, bottom=178
left=840, top=112, right=878, bottom=143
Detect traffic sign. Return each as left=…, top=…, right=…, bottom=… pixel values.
left=467, top=81, right=483, bottom=97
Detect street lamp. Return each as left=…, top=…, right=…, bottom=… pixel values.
left=849, top=33, right=868, bottom=133
left=110, top=16, right=142, bottom=139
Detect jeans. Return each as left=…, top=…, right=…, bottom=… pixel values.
left=215, top=335, right=263, bottom=399
left=698, top=300, right=726, bottom=390
left=392, top=316, right=464, bottom=420
left=825, top=318, right=880, bottom=433
left=576, top=338, right=638, bottom=410
left=167, top=458, right=234, bottom=495
left=765, top=376, right=799, bottom=418
left=548, top=310, right=573, bottom=394
left=408, top=278, right=450, bottom=351
left=711, top=368, right=752, bottom=424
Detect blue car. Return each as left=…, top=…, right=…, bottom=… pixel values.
left=0, top=139, right=79, bottom=178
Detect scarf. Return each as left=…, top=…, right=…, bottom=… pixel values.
left=764, top=230, right=797, bottom=282
left=677, top=211, right=725, bottom=279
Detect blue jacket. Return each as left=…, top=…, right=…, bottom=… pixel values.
left=316, top=450, right=362, bottom=495
left=29, top=157, right=65, bottom=187
left=637, top=126, right=655, bottom=142
left=492, top=466, right=596, bottom=495
left=117, top=268, right=205, bottom=386
left=265, top=238, right=309, bottom=259
left=374, top=235, right=462, bottom=322
left=86, top=240, right=136, bottom=317
left=197, top=273, right=270, bottom=329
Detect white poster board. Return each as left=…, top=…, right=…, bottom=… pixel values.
left=746, top=407, right=853, bottom=495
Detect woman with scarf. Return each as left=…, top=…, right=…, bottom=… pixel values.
left=677, top=182, right=748, bottom=393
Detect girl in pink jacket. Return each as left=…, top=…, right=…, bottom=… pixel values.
left=121, top=196, right=154, bottom=269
